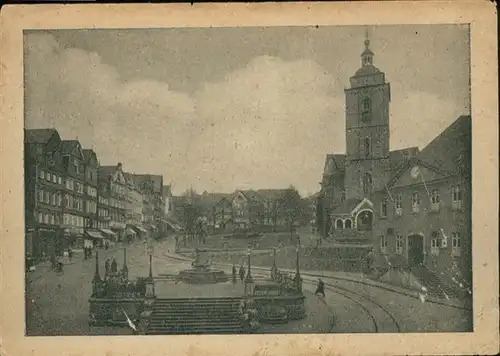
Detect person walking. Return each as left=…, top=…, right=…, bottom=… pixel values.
left=105, top=258, right=111, bottom=277
left=239, top=264, right=245, bottom=283
left=232, top=264, right=237, bottom=284
left=111, top=258, right=118, bottom=273
left=68, top=248, right=73, bottom=262
left=314, top=278, right=325, bottom=298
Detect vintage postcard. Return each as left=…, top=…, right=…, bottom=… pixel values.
left=0, top=2, right=498, bottom=356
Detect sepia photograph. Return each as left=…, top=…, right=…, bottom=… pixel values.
left=1, top=2, right=498, bottom=356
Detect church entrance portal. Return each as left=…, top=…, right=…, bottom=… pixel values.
left=407, top=234, right=424, bottom=267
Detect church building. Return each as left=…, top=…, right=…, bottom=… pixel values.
left=317, top=36, right=471, bottom=295
left=319, top=36, right=419, bottom=244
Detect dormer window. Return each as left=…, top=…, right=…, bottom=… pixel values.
left=74, top=159, right=79, bottom=174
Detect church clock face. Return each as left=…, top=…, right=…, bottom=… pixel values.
left=410, top=166, right=420, bottom=179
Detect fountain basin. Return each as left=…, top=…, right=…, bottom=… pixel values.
left=177, top=268, right=229, bottom=284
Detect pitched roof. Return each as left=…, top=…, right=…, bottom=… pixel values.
left=417, top=115, right=471, bottom=174
left=25, top=128, right=59, bottom=144
left=98, top=166, right=118, bottom=180
left=331, top=197, right=364, bottom=215
left=132, top=174, right=163, bottom=193
left=388, top=147, right=420, bottom=172
left=82, top=149, right=97, bottom=162
left=382, top=115, right=471, bottom=190
left=60, top=140, right=81, bottom=156
left=324, top=154, right=346, bottom=175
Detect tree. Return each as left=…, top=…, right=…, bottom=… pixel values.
left=281, top=186, right=303, bottom=237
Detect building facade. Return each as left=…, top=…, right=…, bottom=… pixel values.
left=98, top=164, right=128, bottom=241
left=371, top=116, right=472, bottom=292
left=60, top=140, right=88, bottom=249
left=316, top=36, right=472, bottom=287
left=133, top=174, right=165, bottom=238
left=24, top=129, right=65, bottom=260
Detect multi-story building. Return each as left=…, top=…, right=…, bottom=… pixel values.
left=133, top=174, right=165, bottom=238
left=24, top=128, right=65, bottom=259
left=60, top=140, right=88, bottom=249
left=82, top=149, right=99, bottom=229
left=98, top=163, right=128, bottom=241
left=123, top=172, right=146, bottom=238
left=315, top=35, right=472, bottom=286
left=372, top=116, right=472, bottom=293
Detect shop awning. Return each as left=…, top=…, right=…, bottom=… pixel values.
left=85, top=230, right=105, bottom=239
left=126, top=228, right=136, bottom=235
left=99, top=229, right=116, bottom=237
left=134, top=226, right=148, bottom=233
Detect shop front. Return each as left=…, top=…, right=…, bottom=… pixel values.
left=64, top=227, right=85, bottom=250
left=100, top=228, right=117, bottom=244
left=132, top=225, right=148, bottom=239
left=110, top=222, right=126, bottom=242
left=85, top=229, right=108, bottom=248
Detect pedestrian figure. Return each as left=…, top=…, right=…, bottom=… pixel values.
left=105, top=258, right=111, bottom=276
left=239, top=264, right=245, bottom=282
left=111, top=258, right=118, bottom=273
left=314, top=278, right=325, bottom=298
left=232, top=264, right=237, bottom=284
left=68, top=248, right=73, bottom=262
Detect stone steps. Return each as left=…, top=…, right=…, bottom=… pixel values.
left=146, top=297, right=244, bottom=335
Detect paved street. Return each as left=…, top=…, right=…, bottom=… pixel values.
left=26, top=236, right=471, bottom=336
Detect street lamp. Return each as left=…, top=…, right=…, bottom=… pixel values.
left=271, top=247, right=278, bottom=280
left=122, top=247, right=128, bottom=280
left=244, top=248, right=254, bottom=296
left=147, top=244, right=154, bottom=280
left=295, top=241, right=302, bottom=295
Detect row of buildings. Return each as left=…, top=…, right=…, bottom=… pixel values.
left=172, top=188, right=308, bottom=235
left=24, top=128, right=173, bottom=260
left=315, top=37, right=471, bottom=291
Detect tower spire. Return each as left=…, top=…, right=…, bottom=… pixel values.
left=361, top=28, right=374, bottom=67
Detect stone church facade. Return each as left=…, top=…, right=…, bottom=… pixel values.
left=317, top=36, right=471, bottom=295
left=319, top=37, right=419, bottom=244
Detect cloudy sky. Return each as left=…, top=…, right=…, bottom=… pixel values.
left=24, top=25, right=470, bottom=196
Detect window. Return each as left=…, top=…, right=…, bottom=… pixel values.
left=431, top=189, right=440, bottom=211
left=74, top=160, right=79, bottom=174
left=38, top=190, right=44, bottom=203
left=38, top=212, right=43, bottom=223
left=452, top=185, right=463, bottom=211
left=395, top=193, right=403, bottom=215
left=51, top=193, right=56, bottom=206
left=52, top=174, right=57, bottom=183
left=452, top=232, right=461, bottom=257
left=345, top=219, right=352, bottom=229
left=44, top=191, right=50, bottom=204
left=396, top=235, right=404, bottom=255
left=362, top=98, right=371, bottom=112
left=363, top=173, right=372, bottom=196
left=412, top=192, right=420, bottom=213
left=43, top=214, right=49, bottom=224
left=336, top=219, right=344, bottom=229
left=430, top=239, right=439, bottom=256
left=381, top=198, right=388, bottom=218
left=50, top=215, right=55, bottom=225
left=46, top=172, right=51, bottom=181
left=364, top=137, right=371, bottom=157
left=54, top=215, right=60, bottom=225
left=39, top=170, right=45, bottom=179
left=66, top=179, right=74, bottom=190
left=58, top=176, right=62, bottom=185
left=380, top=235, right=387, bottom=254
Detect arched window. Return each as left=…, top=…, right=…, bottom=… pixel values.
left=364, top=137, right=371, bottom=157
left=363, top=173, right=373, bottom=196
left=362, top=98, right=371, bottom=111
left=345, top=219, right=352, bottom=229
left=336, top=219, right=344, bottom=229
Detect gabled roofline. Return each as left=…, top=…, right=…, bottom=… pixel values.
left=351, top=197, right=374, bottom=216
left=385, top=156, right=455, bottom=190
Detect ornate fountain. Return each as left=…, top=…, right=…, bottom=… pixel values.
left=176, top=248, right=229, bottom=284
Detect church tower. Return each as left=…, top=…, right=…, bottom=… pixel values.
left=344, top=33, right=391, bottom=199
